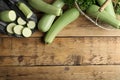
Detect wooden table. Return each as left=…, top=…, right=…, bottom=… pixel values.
left=1, top=5, right=120, bottom=80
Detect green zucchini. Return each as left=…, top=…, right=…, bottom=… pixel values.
left=28, top=0, right=62, bottom=16
left=13, top=25, right=24, bottom=35
left=27, top=20, right=36, bottom=29
left=17, top=2, right=33, bottom=18
left=22, top=27, right=32, bottom=37
left=86, top=5, right=120, bottom=29
left=17, top=17, right=26, bottom=25
left=38, top=0, right=65, bottom=32
left=97, top=0, right=116, bottom=17
left=0, top=10, right=16, bottom=22
left=44, top=8, right=80, bottom=44
left=6, top=23, right=16, bottom=34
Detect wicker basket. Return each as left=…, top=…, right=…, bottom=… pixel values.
left=75, top=0, right=119, bottom=30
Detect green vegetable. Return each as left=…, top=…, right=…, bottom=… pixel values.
left=17, top=2, right=33, bottom=18
left=6, top=23, right=16, bottom=34
left=17, top=17, right=26, bottom=25
left=13, top=25, right=24, bottom=35
left=27, top=20, right=36, bottom=29
left=62, top=0, right=96, bottom=11
left=28, top=0, right=62, bottom=16
left=113, top=0, right=120, bottom=15
left=0, top=10, right=16, bottom=22
left=45, top=8, right=80, bottom=44
left=22, top=27, right=32, bottom=37
left=86, top=5, right=120, bottom=28
left=97, top=0, right=116, bottom=17
left=38, top=0, right=65, bottom=32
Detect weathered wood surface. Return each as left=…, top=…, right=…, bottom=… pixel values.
left=0, top=66, right=120, bottom=80
left=1, top=0, right=120, bottom=80
left=0, top=37, right=120, bottom=66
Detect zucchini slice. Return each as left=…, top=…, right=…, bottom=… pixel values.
left=6, top=23, right=16, bottom=34
left=13, top=25, right=24, bottom=35
left=27, top=20, right=36, bottom=29
left=22, top=27, right=32, bottom=37
left=17, top=17, right=26, bottom=25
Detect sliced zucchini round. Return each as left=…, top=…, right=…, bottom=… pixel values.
left=22, top=27, right=32, bottom=37
left=6, top=23, right=16, bottom=34
left=27, top=20, right=36, bottom=29
left=9, top=10, right=17, bottom=21
left=13, top=25, right=24, bottom=35
left=17, top=17, right=26, bottom=25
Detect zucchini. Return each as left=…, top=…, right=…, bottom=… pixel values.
left=45, top=8, right=80, bottom=44
left=38, top=0, right=65, bottom=32
left=28, top=0, right=62, bottom=16
left=0, top=10, right=16, bottom=22
left=27, top=20, right=36, bottom=29
left=6, top=23, right=16, bottom=34
left=97, top=0, right=116, bottom=17
left=17, top=17, right=26, bottom=25
left=17, top=2, right=33, bottom=18
left=13, top=25, right=24, bottom=35
left=86, top=5, right=120, bottom=28
left=22, top=27, right=32, bottom=37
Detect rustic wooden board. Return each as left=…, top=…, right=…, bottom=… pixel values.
left=0, top=37, right=120, bottom=66
left=0, top=66, right=120, bottom=80
left=0, top=0, right=120, bottom=80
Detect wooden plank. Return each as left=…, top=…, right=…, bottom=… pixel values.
left=1, top=16, right=120, bottom=38
left=1, top=37, right=120, bottom=66
left=0, top=66, right=120, bottom=80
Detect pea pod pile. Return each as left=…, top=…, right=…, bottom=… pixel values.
left=0, top=0, right=37, bottom=37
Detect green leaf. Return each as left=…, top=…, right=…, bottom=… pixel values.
left=62, top=0, right=96, bottom=11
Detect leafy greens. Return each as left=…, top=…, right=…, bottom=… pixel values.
left=113, top=0, right=120, bottom=14
left=62, top=0, right=96, bottom=11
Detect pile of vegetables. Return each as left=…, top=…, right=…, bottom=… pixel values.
left=0, top=0, right=37, bottom=37
left=27, top=0, right=80, bottom=43
left=63, top=0, right=120, bottom=29
left=1, top=0, right=120, bottom=43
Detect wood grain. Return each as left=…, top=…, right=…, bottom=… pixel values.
left=0, top=0, right=120, bottom=79
left=0, top=37, right=120, bottom=66
left=0, top=66, right=120, bottom=80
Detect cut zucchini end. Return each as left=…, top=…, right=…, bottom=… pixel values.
left=6, top=23, right=16, bottom=34
left=27, top=12, right=33, bottom=19
left=9, top=10, right=16, bottom=21
left=13, top=25, right=24, bottom=35
left=27, top=20, right=36, bottom=29
left=22, top=27, right=32, bottom=37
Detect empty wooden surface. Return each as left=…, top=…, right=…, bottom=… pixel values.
left=1, top=1, right=120, bottom=80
